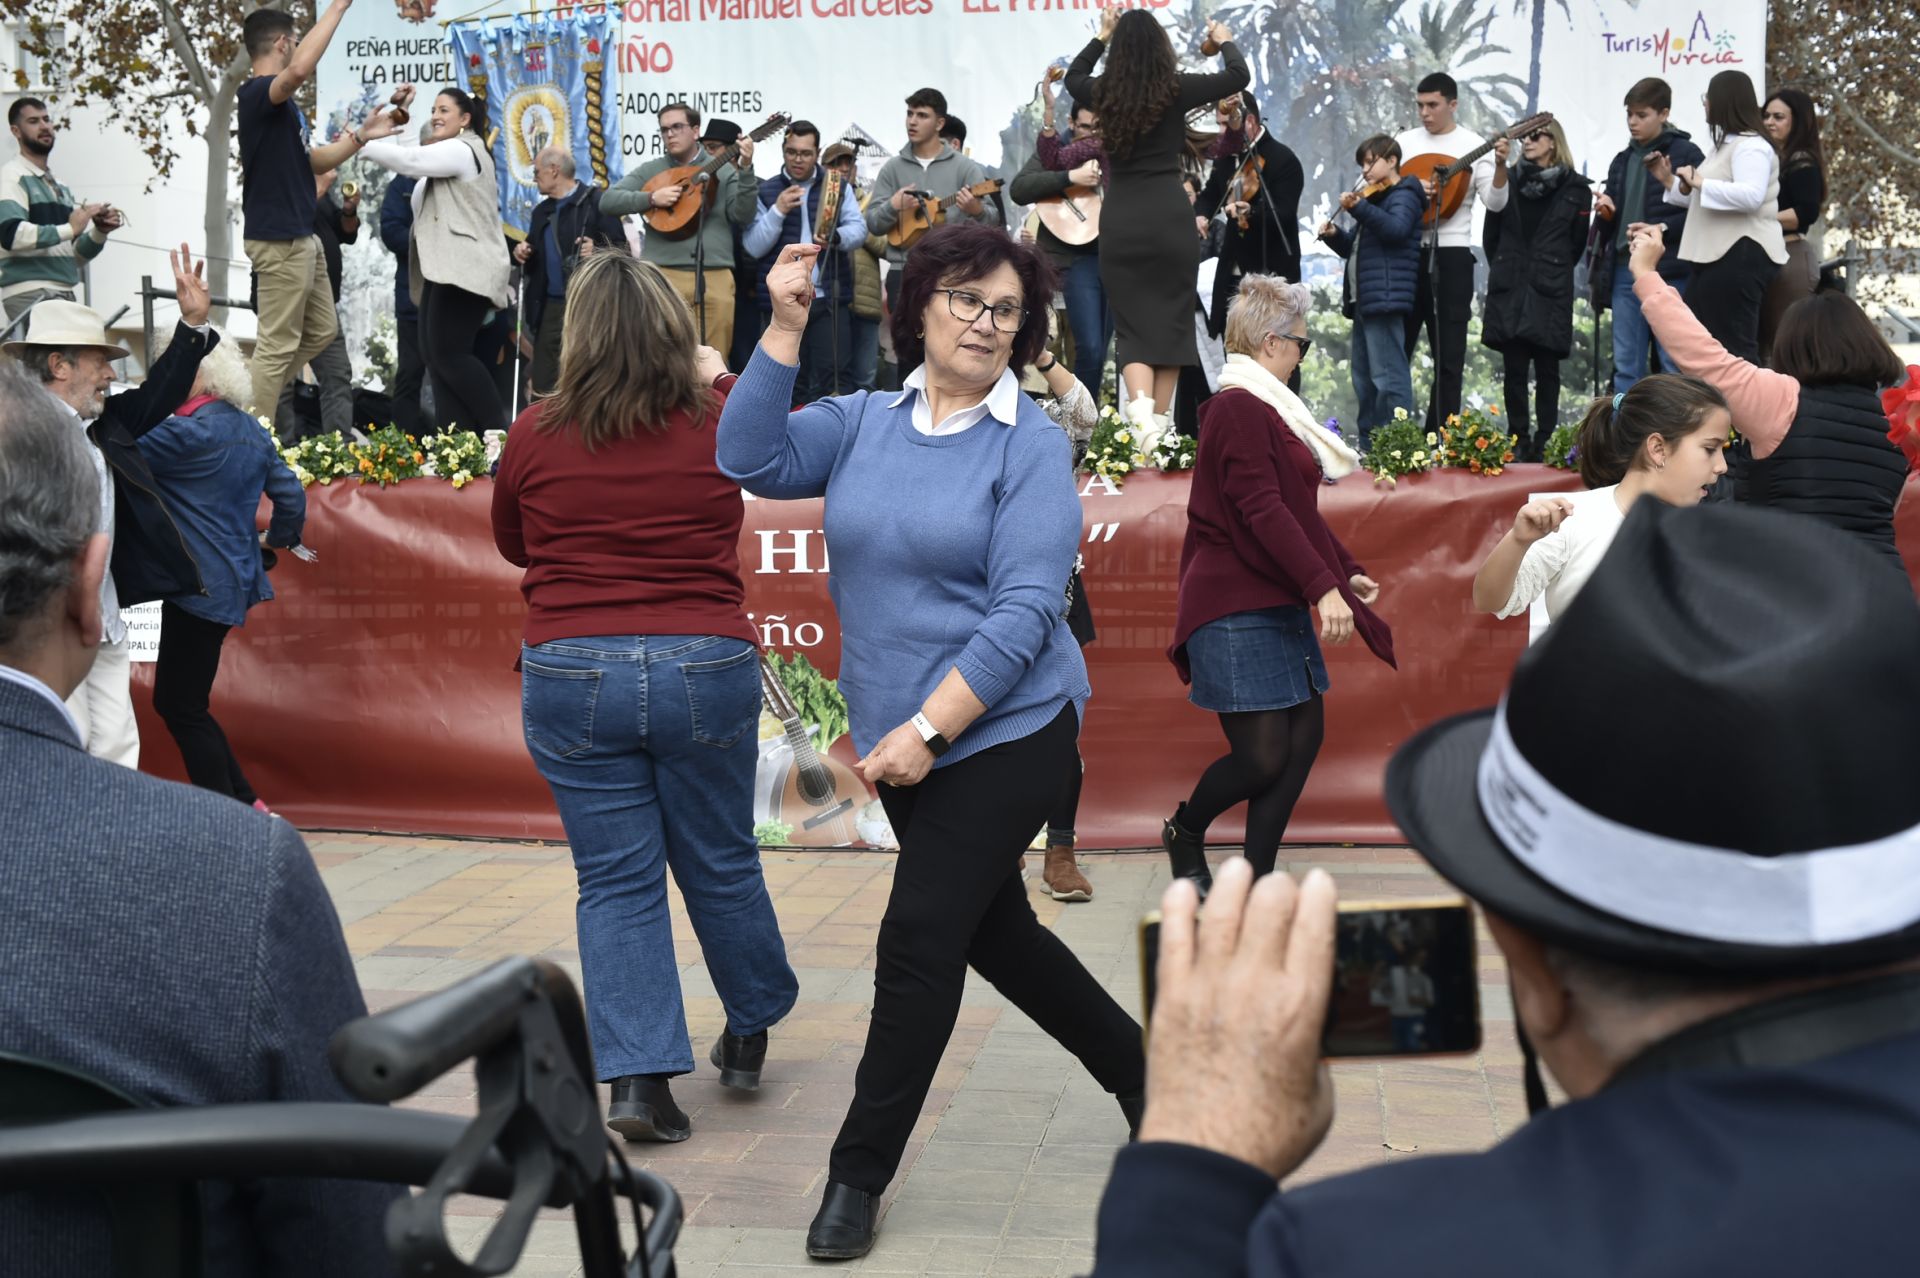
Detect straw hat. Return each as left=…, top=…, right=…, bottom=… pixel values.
left=2, top=300, right=131, bottom=360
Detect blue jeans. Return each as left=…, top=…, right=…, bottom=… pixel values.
left=849, top=314, right=881, bottom=392
left=1060, top=254, right=1113, bottom=402
left=1350, top=312, right=1413, bottom=446
left=520, top=633, right=798, bottom=1079
left=1610, top=261, right=1679, bottom=392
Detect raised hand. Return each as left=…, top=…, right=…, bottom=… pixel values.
left=169, top=243, right=210, bottom=328
left=766, top=242, right=820, bottom=334
left=1513, top=497, right=1576, bottom=545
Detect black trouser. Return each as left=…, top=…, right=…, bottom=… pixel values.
left=391, top=309, right=426, bottom=435
left=1501, top=344, right=1563, bottom=456
left=420, top=280, right=507, bottom=433
left=1404, top=244, right=1475, bottom=431
left=152, top=602, right=257, bottom=804
left=799, top=298, right=855, bottom=403
left=530, top=303, right=566, bottom=398
left=1683, top=236, right=1779, bottom=365
left=829, top=705, right=1145, bottom=1193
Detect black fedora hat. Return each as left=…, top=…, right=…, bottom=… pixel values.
left=699, top=118, right=742, bottom=146
left=1387, top=499, right=1920, bottom=974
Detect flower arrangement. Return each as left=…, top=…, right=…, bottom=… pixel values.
left=350, top=425, right=426, bottom=488
left=421, top=430, right=489, bottom=488
left=281, top=431, right=358, bottom=487
left=1358, top=409, right=1438, bottom=485
left=1079, top=404, right=1198, bottom=481
left=1151, top=429, right=1197, bottom=472
left=1542, top=422, right=1580, bottom=471
left=1438, top=405, right=1518, bottom=476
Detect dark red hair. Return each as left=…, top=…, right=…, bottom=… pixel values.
left=890, top=221, right=1057, bottom=374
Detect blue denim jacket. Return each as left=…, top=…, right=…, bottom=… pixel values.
left=136, top=399, right=306, bottom=627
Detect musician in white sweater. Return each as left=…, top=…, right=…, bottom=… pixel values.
left=1393, top=72, right=1509, bottom=431
left=1647, top=70, right=1785, bottom=364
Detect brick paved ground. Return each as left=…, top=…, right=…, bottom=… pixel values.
left=314, top=833, right=1527, bottom=1276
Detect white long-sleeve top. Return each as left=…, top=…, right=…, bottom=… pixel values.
left=1664, top=133, right=1773, bottom=213
left=1394, top=125, right=1508, bottom=248
left=1495, top=485, right=1627, bottom=623
left=358, top=136, right=483, bottom=218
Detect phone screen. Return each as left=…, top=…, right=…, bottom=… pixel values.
left=1139, top=898, right=1482, bottom=1059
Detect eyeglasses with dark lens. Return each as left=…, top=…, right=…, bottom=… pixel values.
left=1274, top=333, right=1312, bottom=357
left=938, top=289, right=1025, bottom=333
left=1523, top=130, right=1550, bottom=142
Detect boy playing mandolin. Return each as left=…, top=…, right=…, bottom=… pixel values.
left=863, top=87, right=1002, bottom=308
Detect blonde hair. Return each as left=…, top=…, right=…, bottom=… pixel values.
left=537, top=253, right=712, bottom=450
left=1224, top=275, right=1313, bottom=357
left=1533, top=120, right=1576, bottom=170
left=154, top=326, right=251, bottom=408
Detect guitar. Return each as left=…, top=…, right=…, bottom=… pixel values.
left=757, top=653, right=865, bottom=848
left=641, top=110, right=790, bottom=240
left=887, top=179, right=1005, bottom=250
left=1400, top=112, right=1554, bottom=227
left=1035, top=184, right=1102, bottom=247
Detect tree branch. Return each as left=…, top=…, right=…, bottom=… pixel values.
left=154, top=0, right=214, bottom=102
left=1835, top=97, right=1920, bottom=171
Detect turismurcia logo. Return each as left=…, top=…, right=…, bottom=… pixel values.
left=1601, top=11, right=1744, bottom=73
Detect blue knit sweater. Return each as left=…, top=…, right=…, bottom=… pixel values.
left=717, top=348, right=1090, bottom=766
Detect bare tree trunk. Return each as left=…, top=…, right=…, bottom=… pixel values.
left=202, top=57, right=251, bottom=326
left=1526, top=0, right=1545, bottom=115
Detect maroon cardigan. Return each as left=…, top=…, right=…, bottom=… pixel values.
left=1169, top=388, right=1395, bottom=680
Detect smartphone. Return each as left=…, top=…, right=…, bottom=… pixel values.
left=1139, top=896, right=1482, bottom=1059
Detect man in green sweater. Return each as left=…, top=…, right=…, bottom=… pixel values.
left=603, top=102, right=758, bottom=352
left=0, top=98, right=120, bottom=324
left=863, top=88, right=1000, bottom=310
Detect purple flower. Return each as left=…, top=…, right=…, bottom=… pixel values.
left=1322, top=417, right=1343, bottom=436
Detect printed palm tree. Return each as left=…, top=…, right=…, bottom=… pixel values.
left=1511, top=0, right=1570, bottom=115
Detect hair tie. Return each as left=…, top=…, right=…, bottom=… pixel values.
left=1613, top=392, right=1626, bottom=411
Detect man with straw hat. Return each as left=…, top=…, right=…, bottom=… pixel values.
left=4, top=245, right=215, bottom=765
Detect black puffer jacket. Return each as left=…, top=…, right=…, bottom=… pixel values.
left=1481, top=165, right=1591, bottom=357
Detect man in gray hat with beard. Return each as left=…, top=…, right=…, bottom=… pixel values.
left=1092, top=499, right=1920, bottom=1277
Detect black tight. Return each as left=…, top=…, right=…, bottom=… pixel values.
left=1179, top=697, right=1326, bottom=875
left=419, top=280, right=506, bottom=433
left=1047, top=746, right=1084, bottom=844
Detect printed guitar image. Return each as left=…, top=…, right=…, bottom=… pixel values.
left=756, top=653, right=865, bottom=848
left=1401, top=112, right=1555, bottom=226
left=887, top=179, right=1005, bottom=249
left=642, top=110, right=791, bottom=240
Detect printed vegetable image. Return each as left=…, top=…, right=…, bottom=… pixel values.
left=764, top=650, right=851, bottom=752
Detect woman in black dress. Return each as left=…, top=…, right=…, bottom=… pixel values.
left=1758, top=87, right=1827, bottom=364
left=1066, top=10, right=1246, bottom=424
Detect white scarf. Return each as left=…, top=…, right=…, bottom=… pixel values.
left=1214, top=353, right=1361, bottom=480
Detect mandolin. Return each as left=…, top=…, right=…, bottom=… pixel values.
left=757, top=653, right=865, bottom=848
left=641, top=110, right=790, bottom=240
left=887, top=179, right=1004, bottom=250
left=1400, top=111, right=1554, bottom=227
left=1035, top=183, right=1102, bottom=247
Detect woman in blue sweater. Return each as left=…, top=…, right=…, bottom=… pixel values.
left=1318, top=135, right=1430, bottom=446
left=719, top=224, right=1145, bottom=1262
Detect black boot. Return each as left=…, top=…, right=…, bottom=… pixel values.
left=605, top=1074, right=690, bottom=1143
left=1118, top=1089, right=1145, bottom=1141
left=806, top=1180, right=878, bottom=1260
left=709, top=1029, right=767, bottom=1091
left=1161, top=811, right=1212, bottom=898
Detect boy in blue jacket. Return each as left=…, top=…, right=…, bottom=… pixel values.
left=1319, top=135, right=1428, bottom=446
left=1590, top=77, right=1705, bottom=392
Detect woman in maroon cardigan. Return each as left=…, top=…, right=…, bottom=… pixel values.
left=1163, top=275, right=1395, bottom=891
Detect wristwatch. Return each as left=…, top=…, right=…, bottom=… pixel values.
left=910, top=712, right=951, bottom=758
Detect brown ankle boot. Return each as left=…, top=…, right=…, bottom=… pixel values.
left=1042, top=841, right=1093, bottom=902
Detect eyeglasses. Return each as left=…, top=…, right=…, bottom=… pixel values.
left=1070, top=120, right=1098, bottom=134
left=937, top=289, right=1025, bottom=333
left=661, top=122, right=693, bottom=134
left=1271, top=332, right=1312, bottom=357
left=783, top=147, right=817, bottom=158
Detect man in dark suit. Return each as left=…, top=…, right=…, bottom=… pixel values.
left=0, top=356, right=396, bottom=1273
left=1197, top=93, right=1303, bottom=342
left=513, top=145, right=627, bottom=396
left=1091, top=503, right=1920, bottom=1277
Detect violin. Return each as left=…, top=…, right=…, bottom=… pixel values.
left=1231, top=150, right=1265, bottom=231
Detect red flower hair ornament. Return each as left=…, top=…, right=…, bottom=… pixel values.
left=1882, top=367, right=1920, bottom=470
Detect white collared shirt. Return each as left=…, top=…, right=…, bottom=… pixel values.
left=891, top=365, right=1022, bottom=437
left=0, top=663, right=83, bottom=743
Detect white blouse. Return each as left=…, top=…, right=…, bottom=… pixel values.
left=1664, top=133, right=1774, bottom=213
left=1496, top=486, right=1627, bottom=623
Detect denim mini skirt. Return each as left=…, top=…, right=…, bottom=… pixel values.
left=1185, top=605, right=1330, bottom=713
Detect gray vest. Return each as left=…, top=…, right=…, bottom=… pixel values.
left=408, top=133, right=511, bottom=309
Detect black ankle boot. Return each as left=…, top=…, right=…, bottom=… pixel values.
left=806, top=1180, right=878, bottom=1260
left=709, top=1029, right=767, bottom=1091
left=1161, top=812, right=1212, bottom=898
left=1118, top=1089, right=1145, bottom=1141
left=605, top=1074, right=690, bottom=1143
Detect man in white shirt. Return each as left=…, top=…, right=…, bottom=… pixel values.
left=1394, top=73, right=1509, bottom=431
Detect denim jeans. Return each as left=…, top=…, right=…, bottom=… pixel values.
left=521, top=633, right=798, bottom=1079
left=1610, top=261, right=1680, bottom=392
left=1060, top=254, right=1113, bottom=402
left=1351, top=312, right=1414, bottom=447
left=849, top=314, right=881, bottom=392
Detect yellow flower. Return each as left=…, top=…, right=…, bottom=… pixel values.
left=1426, top=432, right=1437, bottom=445
left=1411, top=451, right=1426, bottom=464
left=1116, top=430, right=1132, bottom=444
left=1447, top=414, right=1461, bottom=426
left=1391, top=449, right=1403, bottom=459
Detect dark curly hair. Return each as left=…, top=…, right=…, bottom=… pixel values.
left=1094, top=10, right=1179, bottom=161
left=891, top=222, right=1057, bottom=375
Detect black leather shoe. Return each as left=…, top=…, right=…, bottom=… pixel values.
left=709, top=1029, right=767, bottom=1091
left=1118, top=1089, right=1145, bottom=1141
left=1161, top=813, right=1212, bottom=898
left=605, top=1074, right=690, bottom=1143
left=806, top=1180, right=878, bottom=1260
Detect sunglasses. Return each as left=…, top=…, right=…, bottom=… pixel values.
left=1272, top=333, right=1312, bottom=357
left=1523, top=130, right=1551, bottom=142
